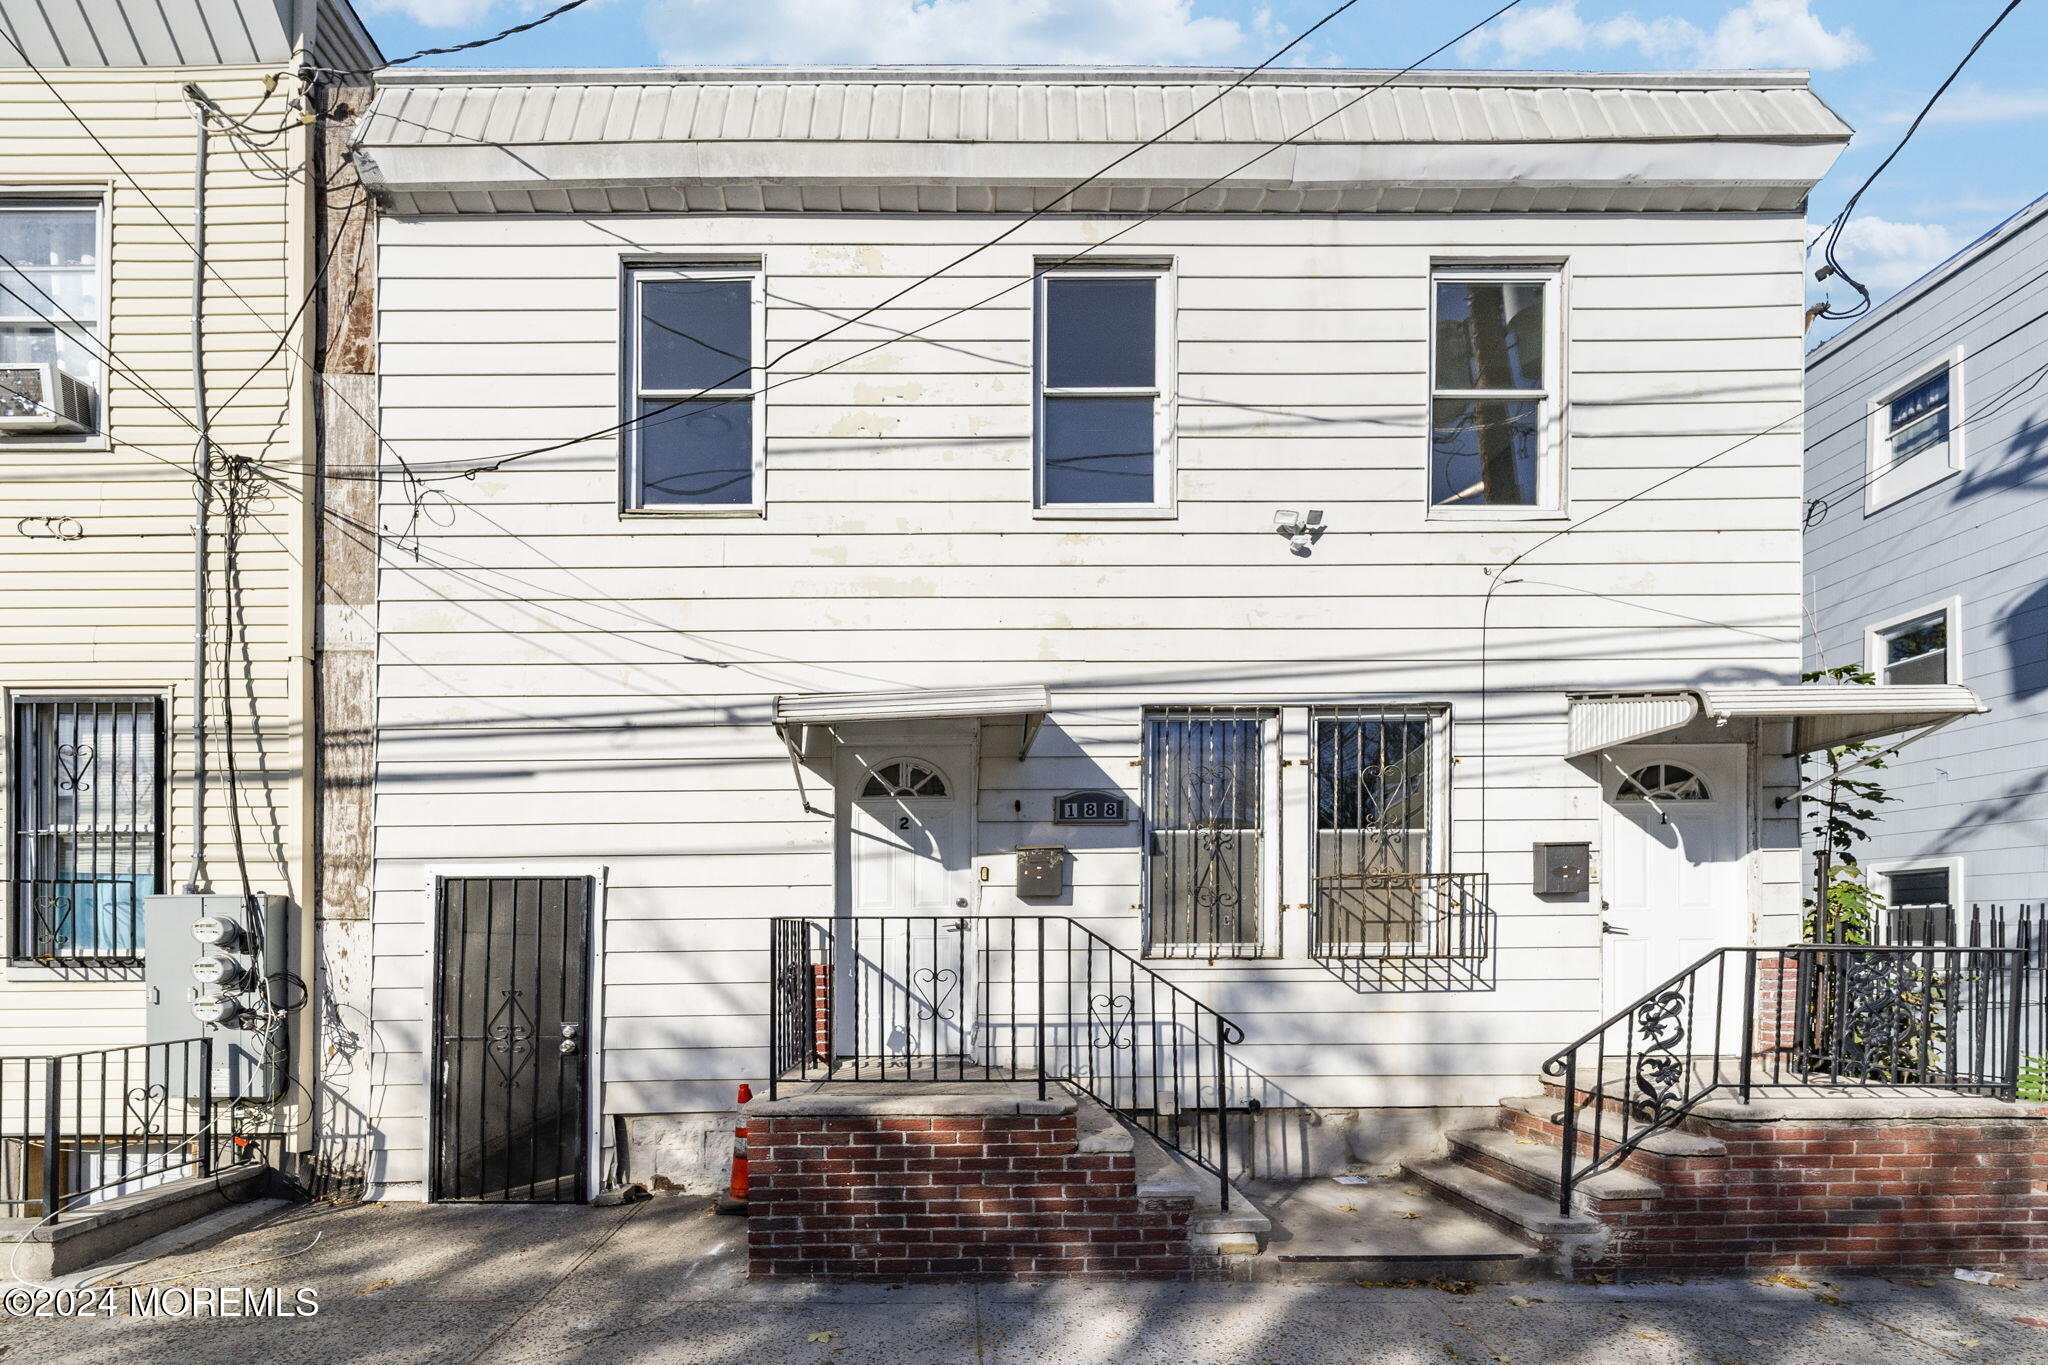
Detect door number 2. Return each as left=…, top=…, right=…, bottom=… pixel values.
left=897, top=816, right=911, bottom=830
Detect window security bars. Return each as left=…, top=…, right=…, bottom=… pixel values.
left=768, top=915, right=1246, bottom=1207
left=1144, top=708, right=1272, bottom=957
left=0, top=1039, right=214, bottom=1221
left=1543, top=940, right=2029, bottom=1214
left=10, top=697, right=164, bottom=965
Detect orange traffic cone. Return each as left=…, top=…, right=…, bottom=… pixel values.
left=718, top=1083, right=752, bottom=1214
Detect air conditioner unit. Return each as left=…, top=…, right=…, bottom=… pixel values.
left=0, top=362, right=94, bottom=434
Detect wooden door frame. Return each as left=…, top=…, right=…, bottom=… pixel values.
left=421, top=863, right=608, bottom=1203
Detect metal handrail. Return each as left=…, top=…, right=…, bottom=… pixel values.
left=768, top=915, right=1245, bottom=1207
left=1541, top=941, right=2029, bottom=1214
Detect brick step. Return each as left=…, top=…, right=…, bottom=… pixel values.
left=1499, top=1097, right=1727, bottom=1158
left=1446, top=1129, right=1662, bottom=1207
left=1401, top=1160, right=1605, bottom=1271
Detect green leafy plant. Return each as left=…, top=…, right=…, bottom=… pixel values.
left=2020, top=1055, right=2048, bottom=1104
left=1800, top=664, right=1899, bottom=945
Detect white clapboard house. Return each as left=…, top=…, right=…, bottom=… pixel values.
left=336, top=66, right=1988, bottom=1213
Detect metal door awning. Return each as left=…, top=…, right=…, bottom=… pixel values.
left=1566, top=684, right=1986, bottom=757
left=773, top=685, right=1051, bottom=817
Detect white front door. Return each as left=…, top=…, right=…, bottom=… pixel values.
left=1600, top=745, right=1748, bottom=1013
left=843, top=750, right=973, bottom=1064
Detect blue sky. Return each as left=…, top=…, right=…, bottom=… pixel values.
left=356, top=0, right=2048, bottom=340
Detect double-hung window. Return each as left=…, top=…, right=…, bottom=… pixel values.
left=1868, top=600, right=1959, bottom=686
left=623, top=264, right=763, bottom=512
left=1035, top=267, right=1172, bottom=512
left=1865, top=352, right=1963, bottom=511
left=0, top=197, right=104, bottom=433
left=10, top=697, right=163, bottom=964
left=1429, top=267, right=1560, bottom=512
left=1310, top=707, right=1451, bottom=955
left=1142, top=708, right=1275, bottom=957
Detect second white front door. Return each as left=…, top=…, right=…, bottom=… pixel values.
left=843, top=748, right=973, bottom=1062
left=1600, top=744, right=1748, bottom=1013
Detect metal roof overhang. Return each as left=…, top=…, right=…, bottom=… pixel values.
left=774, top=683, right=1051, bottom=756
left=1566, top=684, right=1987, bottom=757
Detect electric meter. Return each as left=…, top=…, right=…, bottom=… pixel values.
left=191, top=954, right=244, bottom=988
left=191, top=914, right=242, bottom=948
left=192, top=994, right=246, bottom=1027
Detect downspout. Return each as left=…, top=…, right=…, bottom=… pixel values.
left=183, top=88, right=210, bottom=892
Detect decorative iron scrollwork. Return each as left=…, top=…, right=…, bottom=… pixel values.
left=484, top=988, right=535, bottom=1087
left=1836, top=951, right=1923, bottom=1083
left=124, top=1082, right=168, bottom=1137
left=912, top=967, right=959, bottom=1023
left=54, top=742, right=96, bottom=793
left=1089, top=992, right=1135, bottom=1050
left=1628, top=989, right=1691, bottom=1121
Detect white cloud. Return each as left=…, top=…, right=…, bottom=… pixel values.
left=1827, top=216, right=1960, bottom=297
left=359, top=0, right=504, bottom=27
left=647, top=0, right=1247, bottom=66
left=1879, top=84, right=2048, bottom=127
left=1460, top=0, right=1867, bottom=71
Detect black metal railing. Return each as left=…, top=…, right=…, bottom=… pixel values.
left=0, top=1038, right=215, bottom=1221
left=1543, top=942, right=2028, bottom=1213
left=1870, top=901, right=2046, bottom=1064
left=1311, top=871, right=1493, bottom=961
left=769, top=915, right=1245, bottom=1205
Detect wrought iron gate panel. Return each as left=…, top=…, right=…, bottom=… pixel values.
left=433, top=876, right=591, bottom=1202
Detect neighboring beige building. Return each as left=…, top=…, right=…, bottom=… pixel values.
left=0, top=0, right=377, bottom=1088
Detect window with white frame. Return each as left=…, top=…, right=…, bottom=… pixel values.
left=1142, top=707, right=1274, bottom=957
left=10, top=696, right=163, bottom=964
left=1035, top=267, right=1171, bottom=511
left=1311, top=707, right=1448, bottom=953
left=1868, top=600, right=1959, bottom=686
left=1873, top=860, right=1963, bottom=943
left=0, top=197, right=104, bottom=432
left=1865, top=352, right=1963, bottom=511
left=622, top=264, right=763, bottom=511
left=1429, top=267, right=1560, bottom=510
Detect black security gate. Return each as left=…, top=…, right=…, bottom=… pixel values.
left=432, top=876, right=591, bottom=1202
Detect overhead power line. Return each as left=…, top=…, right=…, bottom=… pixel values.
left=1810, top=0, right=2028, bottom=323
left=388, top=0, right=597, bottom=66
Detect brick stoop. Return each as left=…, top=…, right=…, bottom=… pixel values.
left=742, top=1081, right=1212, bottom=1280
left=1413, top=1085, right=2048, bottom=1277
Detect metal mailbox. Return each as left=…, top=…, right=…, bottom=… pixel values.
left=1015, top=845, right=1066, bottom=898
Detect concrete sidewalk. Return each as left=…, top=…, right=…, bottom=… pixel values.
left=2, top=1196, right=2042, bottom=1364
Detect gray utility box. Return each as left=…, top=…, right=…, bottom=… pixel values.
left=142, top=893, right=295, bottom=1100
left=1532, top=843, right=1591, bottom=897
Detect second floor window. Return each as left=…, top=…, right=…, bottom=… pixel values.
left=0, top=198, right=103, bottom=433
left=1871, top=605, right=1955, bottom=685
left=1430, top=267, right=1559, bottom=511
left=623, top=264, right=762, bottom=512
left=1036, top=268, right=1170, bottom=511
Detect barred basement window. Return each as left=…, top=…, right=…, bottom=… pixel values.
left=10, top=697, right=163, bottom=964
left=1142, top=707, right=1275, bottom=957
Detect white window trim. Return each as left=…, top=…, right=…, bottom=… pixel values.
left=1139, top=707, right=1281, bottom=958
left=619, top=261, right=766, bottom=517
left=1864, top=595, right=1963, bottom=686
left=1032, top=263, right=1177, bottom=519
left=0, top=186, right=112, bottom=452
left=1863, top=345, right=1965, bottom=515
left=1869, top=856, right=1965, bottom=910
left=1426, top=263, right=1567, bottom=521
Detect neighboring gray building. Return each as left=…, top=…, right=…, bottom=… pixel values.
left=1804, top=191, right=2048, bottom=910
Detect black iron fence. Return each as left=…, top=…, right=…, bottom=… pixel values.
left=1867, top=901, right=2046, bottom=1066
left=769, top=915, right=1244, bottom=1205
left=1310, top=871, right=1493, bottom=961
left=0, top=1038, right=215, bottom=1221
left=1543, top=942, right=2028, bottom=1214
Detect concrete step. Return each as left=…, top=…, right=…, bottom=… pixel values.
left=1447, top=1129, right=1661, bottom=1204
left=1234, top=1177, right=1547, bottom=1284
left=1499, top=1096, right=1727, bottom=1158
left=1403, top=1159, right=1604, bottom=1268
left=1100, top=1102, right=1271, bottom=1253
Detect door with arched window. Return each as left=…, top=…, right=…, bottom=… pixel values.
left=840, top=745, right=975, bottom=1065
left=1600, top=745, right=1748, bottom=1013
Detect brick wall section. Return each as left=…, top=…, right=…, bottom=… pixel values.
left=1500, top=1100, right=2048, bottom=1274
left=746, top=1110, right=1199, bottom=1280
